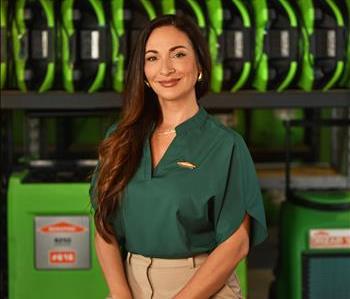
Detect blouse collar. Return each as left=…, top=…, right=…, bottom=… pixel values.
left=174, top=105, right=208, bottom=136
left=149, top=105, right=208, bottom=137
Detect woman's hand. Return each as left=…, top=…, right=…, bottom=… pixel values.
left=172, top=214, right=250, bottom=299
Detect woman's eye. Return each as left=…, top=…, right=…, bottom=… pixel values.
left=174, top=52, right=186, bottom=58
left=146, top=56, right=157, bottom=62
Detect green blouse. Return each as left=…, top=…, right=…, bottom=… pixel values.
left=90, top=106, right=267, bottom=258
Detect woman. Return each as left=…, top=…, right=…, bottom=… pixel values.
left=90, top=14, right=267, bottom=299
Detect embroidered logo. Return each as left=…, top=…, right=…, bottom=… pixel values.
left=177, top=161, right=197, bottom=169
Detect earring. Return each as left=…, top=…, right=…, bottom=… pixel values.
left=144, top=80, right=150, bottom=87
left=197, top=72, right=203, bottom=82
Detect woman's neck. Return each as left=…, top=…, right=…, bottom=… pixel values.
left=157, top=100, right=199, bottom=130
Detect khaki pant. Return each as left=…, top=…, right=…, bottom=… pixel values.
left=116, top=252, right=243, bottom=299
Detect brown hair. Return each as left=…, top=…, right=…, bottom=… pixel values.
left=94, top=14, right=211, bottom=242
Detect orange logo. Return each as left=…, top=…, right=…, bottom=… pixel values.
left=313, top=230, right=329, bottom=236
left=39, top=222, right=86, bottom=233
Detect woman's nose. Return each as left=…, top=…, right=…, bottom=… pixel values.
left=160, top=58, right=175, bottom=76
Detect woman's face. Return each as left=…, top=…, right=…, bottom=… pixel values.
left=144, top=25, right=200, bottom=103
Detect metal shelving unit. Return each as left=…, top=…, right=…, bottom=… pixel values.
left=0, top=89, right=349, bottom=299
left=1, top=90, right=350, bottom=192
left=2, top=89, right=350, bottom=110
left=257, top=163, right=349, bottom=190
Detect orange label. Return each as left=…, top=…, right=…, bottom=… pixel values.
left=40, top=222, right=86, bottom=234
left=310, top=229, right=350, bottom=249
left=49, top=250, right=76, bottom=264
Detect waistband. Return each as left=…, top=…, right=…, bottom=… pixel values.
left=126, top=252, right=209, bottom=269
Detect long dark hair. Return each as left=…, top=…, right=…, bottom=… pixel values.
left=94, top=14, right=211, bottom=242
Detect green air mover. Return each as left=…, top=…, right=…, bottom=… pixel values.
left=110, top=0, right=126, bottom=92
left=157, top=0, right=207, bottom=36
left=8, top=162, right=109, bottom=299
left=123, top=0, right=156, bottom=68
left=252, top=0, right=299, bottom=92
left=206, top=0, right=223, bottom=92
left=12, top=0, right=55, bottom=92
left=0, top=0, right=7, bottom=89
left=271, top=191, right=350, bottom=299
left=251, top=0, right=268, bottom=92
left=61, top=0, right=107, bottom=93
left=297, top=0, right=346, bottom=91
left=209, top=0, right=254, bottom=92
left=339, top=0, right=350, bottom=88
left=110, top=0, right=156, bottom=92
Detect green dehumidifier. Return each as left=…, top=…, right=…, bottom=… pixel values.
left=272, top=191, right=350, bottom=299
left=249, top=109, right=304, bottom=149
left=296, top=0, right=347, bottom=91
left=270, top=117, right=350, bottom=299
left=8, top=161, right=109, bottom=299
left=61, top=0, right=107, bottom=93
left=207, top=0, right=254, bottom=92
left=0, top=0, right=7, bottom=89
left=252, top=0, right=299, bottom=92
left=11, top=0, right=55, bottom=92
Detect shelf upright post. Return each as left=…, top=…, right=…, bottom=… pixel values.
left=285, top=119, right=292, bottom=198
left=347, top=108, right=350, bottom=188
left=0, top=109, right=13, bottom=299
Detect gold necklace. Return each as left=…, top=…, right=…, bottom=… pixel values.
left=155, top=128, right=176, bottom=135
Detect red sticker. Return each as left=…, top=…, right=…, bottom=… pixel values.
left=49, top=250, right=76, bottom=264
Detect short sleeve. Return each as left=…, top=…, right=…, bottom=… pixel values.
left=89, top=122, right=118, bottom=212
left=215, top=134, right=268, bottom=247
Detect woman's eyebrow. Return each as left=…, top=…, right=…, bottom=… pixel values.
left=169, top=45, right=188, bottom=52
left=145, top=45, right=188, bottom=55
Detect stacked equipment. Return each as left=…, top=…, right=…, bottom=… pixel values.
left=252, top=0, right=299, bottom=92
left=11, top=0, right=55, bottom=92
left=61, top=0, right=107, bottom=93
left=123, top=0, right=156, bottom=68
left=0, top=0, right=7, bottom=89
left=110, top=0, right=126, bottom=92
left=157, top=0, right=207, bottom=35
left=296, top=0, right=347, bottom=91
left=2, top=0, right=349, bottom=92
left=207, top=0, right=254, bottom=92
left=339, top=0, right=350, bottom=88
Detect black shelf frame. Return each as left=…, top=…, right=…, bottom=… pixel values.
left=1, top=89, right=350, bottom=110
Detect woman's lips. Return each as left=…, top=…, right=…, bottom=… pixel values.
left=158, top=79, right=180, bottom=87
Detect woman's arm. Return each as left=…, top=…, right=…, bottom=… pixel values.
left=94, top=231, right=133, bottom=299
left=173, top=214, right=250, bottom=299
